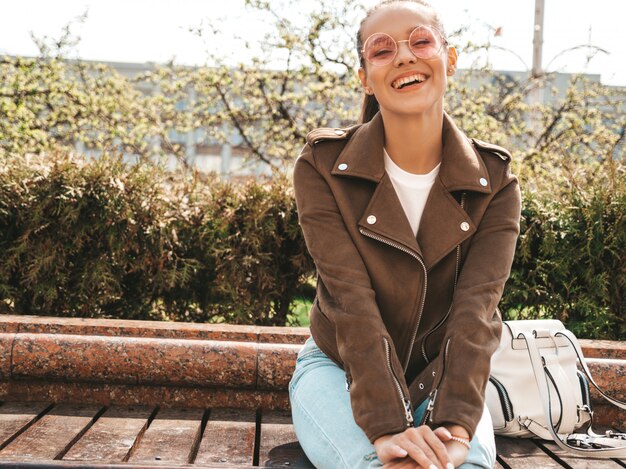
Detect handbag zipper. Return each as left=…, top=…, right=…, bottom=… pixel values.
left=577, top=370, right=591, bottom=409
left=359, top=227, right=427, bottom=374
left=384, top=336, right=414, bottom=427
left=421, top=192, right=466, bottom=363
left=489, top=376, right=514, bottom=422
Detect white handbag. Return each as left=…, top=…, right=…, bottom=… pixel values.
left=486, top=319, right=626, bottom=457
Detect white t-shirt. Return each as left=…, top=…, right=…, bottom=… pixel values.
left=384, top=147, right=440, bottom=236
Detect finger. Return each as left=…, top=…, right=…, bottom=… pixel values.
left=378, top=443, right=409, bottom=463
left=423, top=429, right=452, bottom=469
left=401, top=438, right=440, bottom=469
left=433, top=426, right=452, bottom=442
left=382, top=457, right=420, bottom=469
left=405, top=427, right=444, bottom=469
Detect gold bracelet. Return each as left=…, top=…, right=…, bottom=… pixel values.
left=449, top=435, right=471, bottom=450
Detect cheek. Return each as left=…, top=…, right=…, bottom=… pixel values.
left=368, top=69, right=388, bottom=90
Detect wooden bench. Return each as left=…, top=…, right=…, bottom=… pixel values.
left=0, top=315, right=624, bottom=468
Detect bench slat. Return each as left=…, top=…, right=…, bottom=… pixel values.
left=0, top=401, right=51, bottom=449
left=127, top=407, right=203, bottom=465
left=259, top=409, right=314, bottom=468
left=536, top=440, right=624, bottom=468
left=62, top=405, right=153, bottom=462
left=0, top=403, right=102, bottom=461
left=495, top=436, right=564, bottom=468
left=194, top=408, right=256, bottom=466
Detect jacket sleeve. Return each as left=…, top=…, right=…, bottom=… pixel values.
left=428, top=161, right=522, bottom=438
left=293, top=143, right=414, bottom=443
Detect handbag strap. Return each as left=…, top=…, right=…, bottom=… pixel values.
left=543, top=353, right=579, bottom=433
left=520, top=331, right=626, bottom=457
left=554, top=329, right=626, bottom=410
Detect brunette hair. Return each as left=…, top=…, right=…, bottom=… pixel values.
left=356, top=0, right=447, bottom=123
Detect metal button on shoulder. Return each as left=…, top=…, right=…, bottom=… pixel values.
left=338, top=163, right=348, bottom=171
left=460, top=221, right=470, bottom=232
left=367, top=215, right=377, bottom=224
left=334, top=129, right=345, bottom=136
left=479, top=177, right=488, bottom=187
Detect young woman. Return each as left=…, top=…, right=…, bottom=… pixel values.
left=289, top=1, right=521, bottom=467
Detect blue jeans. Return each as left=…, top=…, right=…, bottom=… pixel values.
left=288, top=336, right=496, bottom=468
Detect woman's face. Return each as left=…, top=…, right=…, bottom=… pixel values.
left=358, top=2, right=457, bottom=119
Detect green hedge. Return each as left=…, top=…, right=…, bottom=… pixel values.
left=0, top=153, right=623, bottom=338
left=501, top=164, right=625, bottom=339
left=0, top=153, right=313, bottom=326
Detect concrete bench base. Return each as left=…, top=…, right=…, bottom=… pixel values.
left=1, top=315, right=624, bottom=428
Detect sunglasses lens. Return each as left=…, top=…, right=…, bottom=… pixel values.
left=408, top=26, right=442, bottom=59
left=363, top=33, right=397, bottom=66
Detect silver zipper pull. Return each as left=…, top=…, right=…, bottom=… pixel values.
left=423, top=389, right=438, bottom=424
left=427, top=389, right=438, bottom=411
left=404, top=398, right=414, bottom=426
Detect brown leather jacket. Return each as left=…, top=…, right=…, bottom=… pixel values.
left=292, top=111, right=521, bottom=444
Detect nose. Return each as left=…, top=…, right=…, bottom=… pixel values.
left=393, top=40, right=417, bottom=66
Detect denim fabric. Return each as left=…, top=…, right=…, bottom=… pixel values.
left=289, top=336, right=496, bottom=469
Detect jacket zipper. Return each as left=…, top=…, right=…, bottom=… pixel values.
left=359, top=227, right=427, bottom=373
left=384, top=337, right=414, bottom=427
left=421, top=338, right=451, bottom=424
left=488, top=376, right=514, bottom=422
left=421, top=192, right=466, bottom=363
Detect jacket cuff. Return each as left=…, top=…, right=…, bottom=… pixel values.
left=365, top=421, right=412, bottom=445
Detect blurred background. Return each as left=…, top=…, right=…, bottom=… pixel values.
left=0, top=1, right=623, bottom=338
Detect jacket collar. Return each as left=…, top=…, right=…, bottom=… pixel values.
left=331, top=111, right=492, bottom=194
left=332, top=111, right=490, bottom=270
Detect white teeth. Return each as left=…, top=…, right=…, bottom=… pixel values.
left=392, top=73, right=427, bottom=89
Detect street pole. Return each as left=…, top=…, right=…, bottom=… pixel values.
left=532, top=0, right=545, bottom=78
left=529, top=0, right=546, bottom=137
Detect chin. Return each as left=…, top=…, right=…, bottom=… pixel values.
left=384, top=99, right=443, bottom=117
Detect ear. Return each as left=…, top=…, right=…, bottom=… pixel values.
left=447, top=46, right=458, bottom=75
left=358, top=67, right=368, bottom=89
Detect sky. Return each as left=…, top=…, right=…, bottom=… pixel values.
left=1, top=0, right=625, bottom=86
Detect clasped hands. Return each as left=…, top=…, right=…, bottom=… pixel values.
left=373, top=424, right=470, bottom=469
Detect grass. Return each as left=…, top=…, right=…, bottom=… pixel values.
left=286, top=296, right=313, bottom=327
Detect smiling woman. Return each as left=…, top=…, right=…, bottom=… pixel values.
left=288, top=0, right=522, bottom=468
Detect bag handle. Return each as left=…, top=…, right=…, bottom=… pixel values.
left=520, top=331, right=626, bottom=457
left=554, top=330, right=626, bottom=410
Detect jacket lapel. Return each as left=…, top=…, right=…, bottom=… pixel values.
left=417, top=115, right=493, bottom=269
left=357, top=172, right=422, bottom=257
left=331, top=111, right=495, bottom=269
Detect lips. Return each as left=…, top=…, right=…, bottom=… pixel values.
left=391, top=73, right=428, bottom=89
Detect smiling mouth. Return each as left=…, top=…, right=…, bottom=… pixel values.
left=392, top=73, right=428, bottom=89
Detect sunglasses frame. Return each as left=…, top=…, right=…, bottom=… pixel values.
left=361, top=25, right=448, bottom=66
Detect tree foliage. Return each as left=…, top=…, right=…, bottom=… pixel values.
left=0, top=0, right=624, bottom=336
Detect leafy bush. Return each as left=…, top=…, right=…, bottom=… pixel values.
left=501, top=161, right=625, bottom=339
left=0, top=152, right=314, bottom=325
left=0, top=151, right=623, bottom=337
